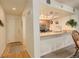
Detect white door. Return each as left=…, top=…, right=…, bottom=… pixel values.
left=6, top=15, right=23, bottom=43
left=6, top=15, right=16, bottom=43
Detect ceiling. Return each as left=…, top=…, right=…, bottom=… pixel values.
left=40, top=4, right=73, bottom=20
left=0, top=0, right=79, bottom=16
left=0, top=0, right=30, bottom=15
left=55, top=0, right=79, bottom=9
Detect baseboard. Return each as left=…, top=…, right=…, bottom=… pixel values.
left=8, top=41, right=22, bottom=44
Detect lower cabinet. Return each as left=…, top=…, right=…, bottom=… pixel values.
left=40, top=33, right=74, bottom=56
left=40, top=36, right=56, bottom=56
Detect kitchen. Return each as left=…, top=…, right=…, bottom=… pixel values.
left=40, top=0, right=79, bottom=58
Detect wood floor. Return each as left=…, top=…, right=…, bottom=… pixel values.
left=1, top=42, right=30, bottom=58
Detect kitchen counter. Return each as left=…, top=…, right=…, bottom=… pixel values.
left=40, top=30, right=74, bottom=56
left=40, top=31, right=67, bottom=37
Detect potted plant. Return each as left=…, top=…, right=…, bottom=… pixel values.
left=66, top=19, right=77, bottom=28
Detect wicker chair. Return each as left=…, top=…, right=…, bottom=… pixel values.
left=72, top=30, right=79, bottom=57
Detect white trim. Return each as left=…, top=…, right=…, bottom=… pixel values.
left=33, top=0, right=40, bottom=57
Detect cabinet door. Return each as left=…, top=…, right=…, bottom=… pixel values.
left=55, top=35, right=65, bottom=50
left=40, top=36, right=56, bottom=55
left=64, top=34, right=74, bottom=46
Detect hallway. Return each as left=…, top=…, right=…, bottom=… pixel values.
left=1, top=42, right=30, bottom=58
left=0, top=0, right=40, bottom=58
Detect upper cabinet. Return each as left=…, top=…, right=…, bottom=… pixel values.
left=41, top=0, right=74, bottom=14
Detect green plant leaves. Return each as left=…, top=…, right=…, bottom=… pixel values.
left=66, top=19, right=77, bottom=27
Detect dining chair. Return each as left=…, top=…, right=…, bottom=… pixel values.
left=72, top=30, right=79, bottom=57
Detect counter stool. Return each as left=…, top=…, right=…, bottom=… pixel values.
left=72, top=30, right=79, bottom=57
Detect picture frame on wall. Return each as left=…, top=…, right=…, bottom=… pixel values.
left=46, top=0, right=51, bottom=4
left=0, top=20, right=4, bottom=27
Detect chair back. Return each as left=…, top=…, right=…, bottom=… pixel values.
left=72, top=30, right=79, bottom=48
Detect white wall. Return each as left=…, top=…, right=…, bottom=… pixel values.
left=54, top=9, right=79, bottom=31
left=22, top=0, right=40, bottom=57
left=22, top=8, right=34, bottom=57
left=0, top=5, right=6, bottom=57
left=6, top=14, right=22, bottom=43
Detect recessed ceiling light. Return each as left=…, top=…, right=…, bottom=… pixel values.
left=12, top=8, right=16, bottom=10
